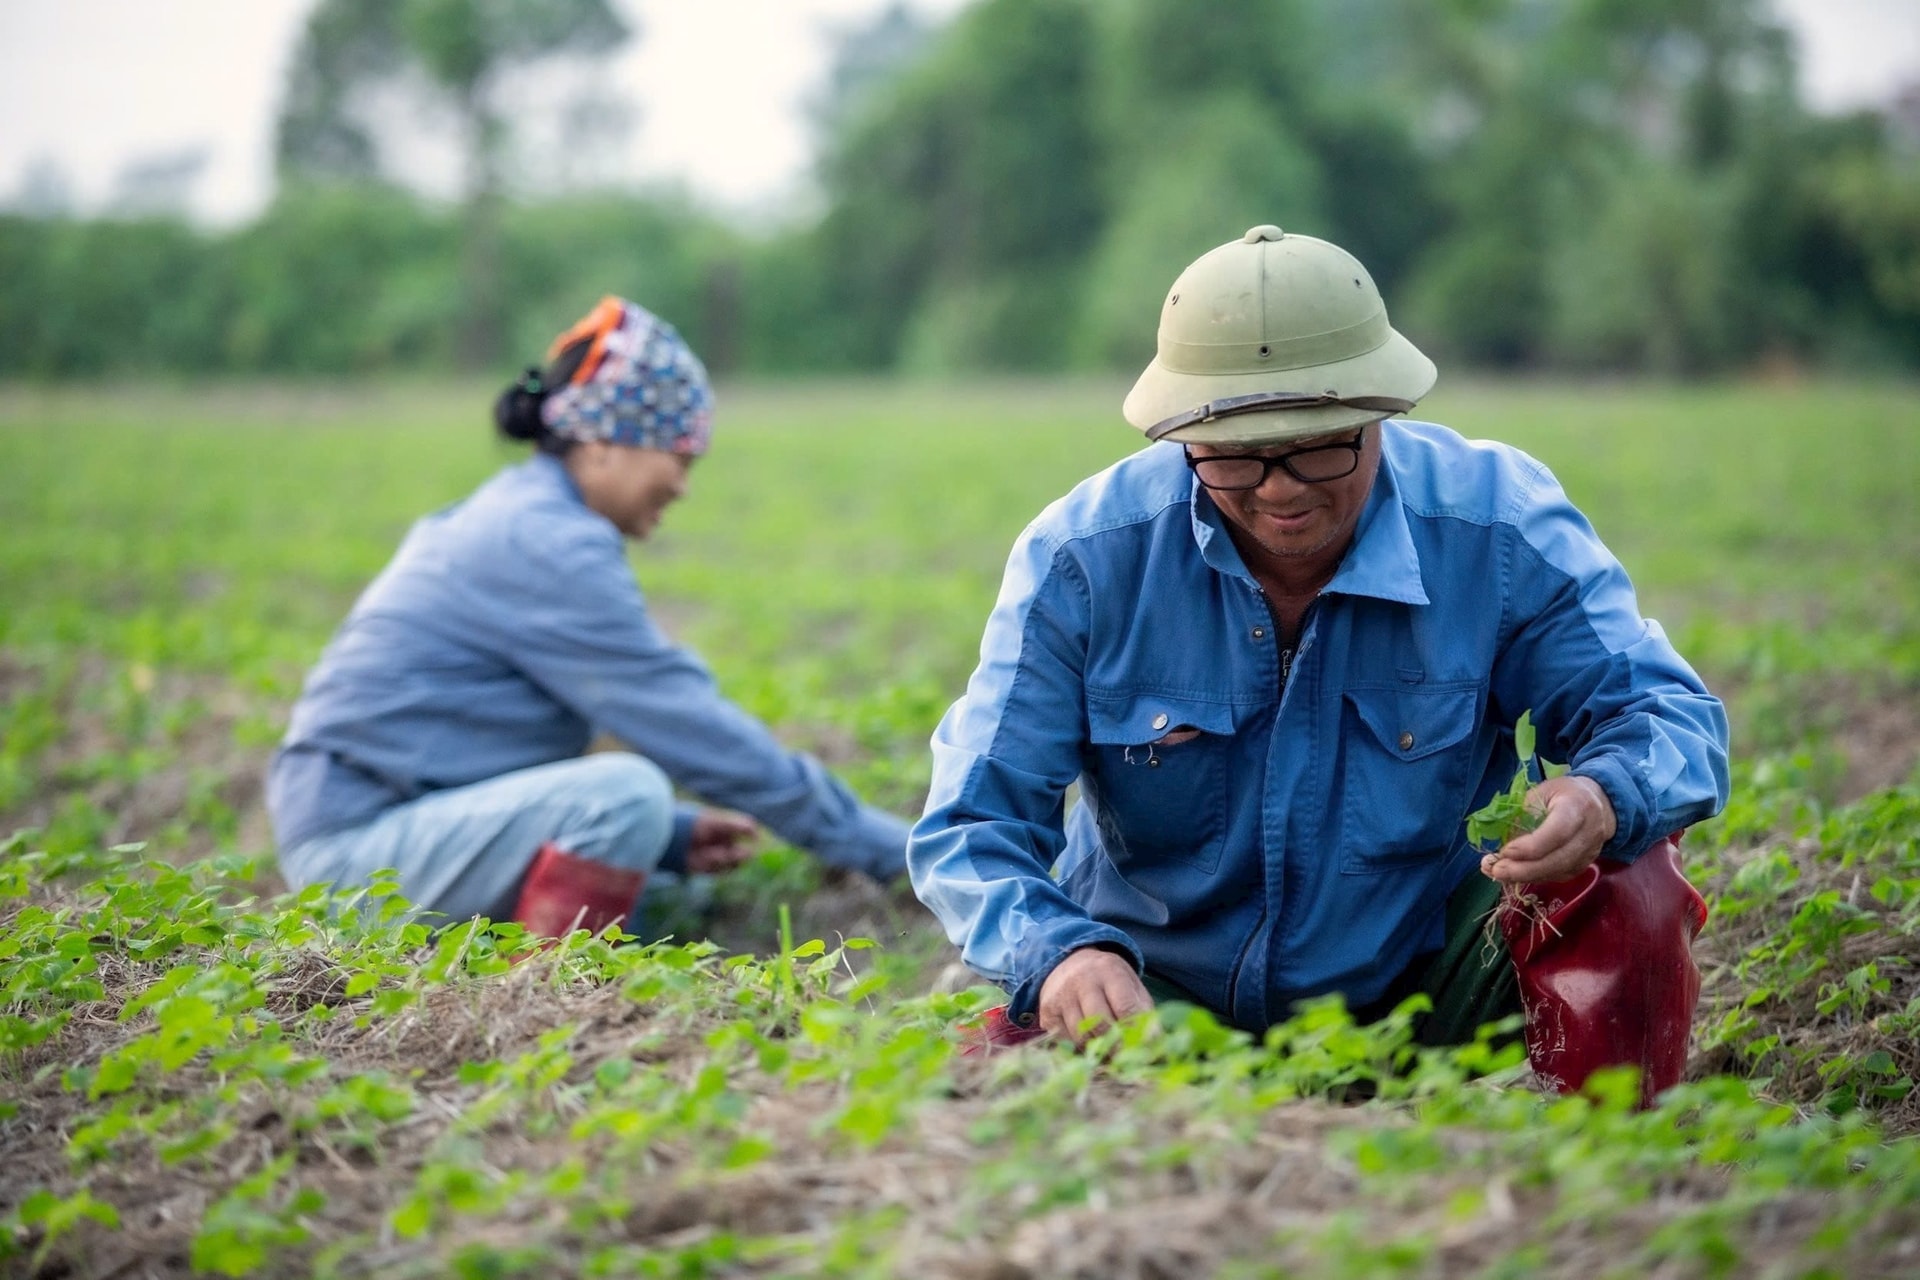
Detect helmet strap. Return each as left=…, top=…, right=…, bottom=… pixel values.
left=1146, top=391, right=1416, bottom=442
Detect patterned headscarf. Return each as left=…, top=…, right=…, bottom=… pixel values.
left=538, top=297, right=714, bottom=455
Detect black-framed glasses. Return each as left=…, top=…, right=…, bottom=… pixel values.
left=1183, top=430, right=1366, bottom=490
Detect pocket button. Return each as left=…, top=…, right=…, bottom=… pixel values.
left=1151, top=713, right=1169, bottom=730
left=1399, top=731, right=1415, bottom=750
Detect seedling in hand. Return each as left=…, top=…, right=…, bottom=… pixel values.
left=1467, top=711, right=1569, bottom=854
left=1469, top=712, right=1575, bottom=943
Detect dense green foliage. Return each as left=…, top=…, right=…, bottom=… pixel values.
left=810, top=0, right=1920, bottom=375
left=0, top=193, right=739, bottom=380
left=2, top=377, right=1919, bottom=1273
left=6, top=0, right=1920, bottom=379
left=273, top=0, right=632, bottom=366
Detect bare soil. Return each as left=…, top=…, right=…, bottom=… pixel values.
left=7, top=945, right=1914, bottom=1280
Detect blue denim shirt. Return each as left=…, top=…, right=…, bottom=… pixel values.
left=267, top=454, right=910, bottom=880
left=908, top=421, right=1729, bottom=1031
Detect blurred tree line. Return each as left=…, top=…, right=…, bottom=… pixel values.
left=3, top=0, right=1917, bottom=379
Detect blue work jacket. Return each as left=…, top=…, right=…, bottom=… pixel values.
left=267, top=453, right=909, bottom=880
left=909, top=420, right=1729, bottom=1031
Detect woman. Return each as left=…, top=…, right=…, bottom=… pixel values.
left=266, top=296, right=909, bottom=936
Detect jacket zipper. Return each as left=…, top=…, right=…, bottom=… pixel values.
left=1227, top=588, right=1287, bottom=1022
left=1240, top=593, right=1322, bottom=1023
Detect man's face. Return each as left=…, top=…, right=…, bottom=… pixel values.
left=1185, top=424, right=1382, bottom=569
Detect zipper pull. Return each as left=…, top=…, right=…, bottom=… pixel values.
left=1281, top=646, right=1295, bottom=685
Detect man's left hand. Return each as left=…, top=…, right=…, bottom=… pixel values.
left=1480, top=774, right=1616, bottom=884
left=686, top=809, right=758, bottom=874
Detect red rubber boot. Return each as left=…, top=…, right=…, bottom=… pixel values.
left=1498, top=834, right=1708, bottom=1107
left=511, top=842, right=648, bottom=938
left=956, top=1005, right=1049, bottom=1057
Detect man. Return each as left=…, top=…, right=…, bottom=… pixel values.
left=908, top=226, right=1729, bottom=1085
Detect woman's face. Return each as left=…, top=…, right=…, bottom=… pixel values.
left=566, top=442, right=695, bottom=540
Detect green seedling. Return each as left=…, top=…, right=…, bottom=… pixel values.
left=1466, top=711, right=1568, bottom=852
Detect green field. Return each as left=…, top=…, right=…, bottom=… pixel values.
left=3, top=378, right=1919, bottom=1277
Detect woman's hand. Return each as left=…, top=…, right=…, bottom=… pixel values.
left=686, top=809, right=758, bottom=874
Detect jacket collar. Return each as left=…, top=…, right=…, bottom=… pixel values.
left=529, top=451, right=586, bottom=505
left=1325, top=452, right=1428, bottom=606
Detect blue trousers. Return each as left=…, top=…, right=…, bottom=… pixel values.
left=278, top=754, right=676, bottom=924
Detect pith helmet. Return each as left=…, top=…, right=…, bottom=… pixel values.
left=1123, top=225, right=1437, bottom=445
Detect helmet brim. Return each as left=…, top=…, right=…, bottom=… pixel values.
left=1123, top=325, right=1438, bottom=445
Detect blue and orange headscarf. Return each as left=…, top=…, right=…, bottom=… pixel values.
left=539, top=297, right=714, bottom=455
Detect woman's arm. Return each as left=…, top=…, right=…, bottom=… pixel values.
left=487, top=522, right=908, bottom=879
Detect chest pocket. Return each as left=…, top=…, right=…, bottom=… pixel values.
left=1083, top=693, right=1239, bottom=874
left=1339, top=683, right=1484, bottom=873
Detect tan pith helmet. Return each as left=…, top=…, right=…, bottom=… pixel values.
left=1123, top=225, right=1437, bottom=445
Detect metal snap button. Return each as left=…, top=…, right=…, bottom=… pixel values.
left=1252, top=627, right=1266, bottom=640
left=1399, top=732, right=1415, bottom=750
left=1152, top=713, right=1169, bottom=730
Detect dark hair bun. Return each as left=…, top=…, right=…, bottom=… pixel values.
left=494, top=367, right=548, bottom=442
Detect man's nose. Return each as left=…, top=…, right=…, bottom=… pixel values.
left=1254, top=463, right=1307, bottom=499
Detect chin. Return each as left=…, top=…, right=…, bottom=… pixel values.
left=1259, top=528, right=1341, bottom=559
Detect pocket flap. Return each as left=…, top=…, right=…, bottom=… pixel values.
left=1343, top=685, right=1480, bottom=761
left=1085, top=692, right=1239, bottom=745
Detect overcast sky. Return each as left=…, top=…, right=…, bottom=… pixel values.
left=0, top=0, right=1913, bottom=225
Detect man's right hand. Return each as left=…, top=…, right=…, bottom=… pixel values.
left=1038, top=946, right=1155, bottom=1044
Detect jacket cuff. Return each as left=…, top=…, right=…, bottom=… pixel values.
left=809, top=804, right=912, bottom=882
left=1004, top=922, right=1147, bottom=1029
left=1575, top=755, right=1655, bottom=863
left=657, top=804, right=699, bottom=876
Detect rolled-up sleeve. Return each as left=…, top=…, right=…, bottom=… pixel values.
left=487, top=523, right=908, bottom=880
left=1493, top=463, right=1730, bottom=860
left=910, top=525, right=1145, bottom=1021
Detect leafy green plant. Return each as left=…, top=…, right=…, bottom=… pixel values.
left=4, top=1188, right=120, bottom=1270
left=1466, top=711, right=1568, bottom=851
left=191, top=1153, right=325, bottom=1277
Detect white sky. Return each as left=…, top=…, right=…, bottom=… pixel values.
left=0, top=0, right=1913, bottom=226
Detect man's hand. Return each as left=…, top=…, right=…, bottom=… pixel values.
left=685, top=809, right=758, bottom=874
left=1038, top=946, right=1154, bottom=1044
left=1480, top=774, right=1616, bottom=884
